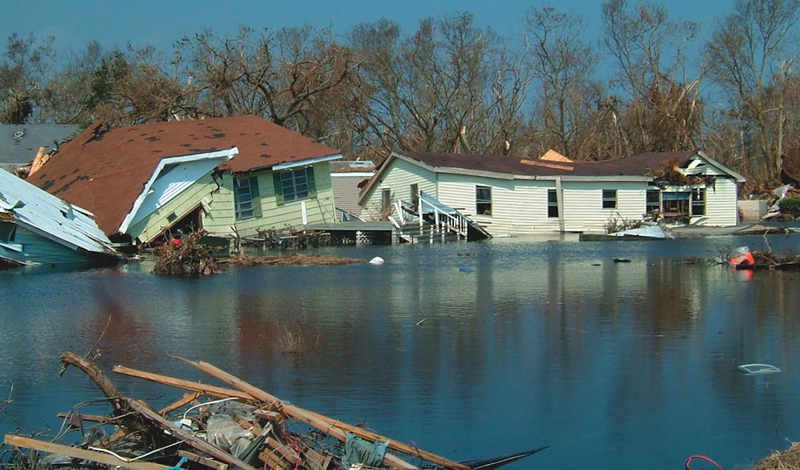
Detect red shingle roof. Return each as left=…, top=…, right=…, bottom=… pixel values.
left=26, top=115, right=340, bottom=235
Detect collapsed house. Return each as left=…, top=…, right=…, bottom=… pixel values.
left=0, top=170, right=119, bottom=268
left=25, top=116, right=343, bottom=250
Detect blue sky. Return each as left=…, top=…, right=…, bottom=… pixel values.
left=2, top=0, right=730, bottom=54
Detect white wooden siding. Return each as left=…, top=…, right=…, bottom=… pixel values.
left=703, top=178, right=739, bottom=226
left=360, top=159, right=436, bottom=220
left=561, top=182, right=647, bottom=233
left=360, top=153, right=742, bottom=235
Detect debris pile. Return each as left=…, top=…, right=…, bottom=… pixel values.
left=2, top=352, right=546, bottom=470
left=152, top=231, right=222, bottom=276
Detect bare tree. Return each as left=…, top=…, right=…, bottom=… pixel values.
left=601, top=0, right=702, bottom=155
left=349, top=13, right=530, bottom=160
left=522, top=7, right=598, bottom=158
left=0, top=33, right=56, bottom=123
left=705, top=0, right=800, bottom=183
left=175, top=25, right=359, bottom=137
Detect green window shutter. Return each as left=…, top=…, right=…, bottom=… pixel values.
left=306, top=167, right=317, bottom=198
left=250, top=176, right=262, bottom=218
left=273, top=172, right=284, bottom=205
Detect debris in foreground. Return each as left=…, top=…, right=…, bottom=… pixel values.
left=3, top=352, right=547, bottom=470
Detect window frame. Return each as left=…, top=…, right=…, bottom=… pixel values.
left=691, top=188, right=706, bottom=216
left=273, top=167, right=317, bottom=205
left=646, top=189, right=661, bottom=214
left=476, top=185, right=492, bottom=215
left=547, top=189, right=559, bottom=218
left=602, top=189, right=617, bottom=209
left=234, top=177, right=255, bottom=220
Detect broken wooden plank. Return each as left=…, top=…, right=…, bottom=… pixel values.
left=4, top=434, right=166, bottom=470
left=178, top=357, right=471, bottom=470
left=177, top=450, right=227, bottom=470
left=160, top=392, right=204, bottom=416
left=123, top=398, right=260, bottom=470
left=113, top=365, right=253, bottom=401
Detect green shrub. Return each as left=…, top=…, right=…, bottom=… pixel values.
left=778, top=197, right=800, bottom=217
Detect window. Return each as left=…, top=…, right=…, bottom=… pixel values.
left=691, top=188, right=706, bottom=216
left=476, top=185, right=492, bottom=215
left=602, top=189, right=617, bottom=209
left=234, top=177, right=259, bottom=220
left=663, top=191, right=690, bottom=216
left=273, top=167, right=317, bottom=205
left=548, top=189, right=559, bottom=218
left=646, top=190, right=660, bottom=214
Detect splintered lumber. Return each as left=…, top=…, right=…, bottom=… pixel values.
left=159, top=392, right=204, bottom=415
left=123, top=398, right=260, bottom=470
left=112, top=365, right=253, bottom=401
left=177, top=450, right=227, bottom=470
left=59, top=352, right=149, bottom=434
left=3, top=434, right=165, bottom=470
left=178, top=357, right=472, bottom=470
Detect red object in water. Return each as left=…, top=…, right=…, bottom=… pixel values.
left=685, top=455, right=723, bottom=470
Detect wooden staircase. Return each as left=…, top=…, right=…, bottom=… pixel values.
left=391, top=192, right=491, bottom=244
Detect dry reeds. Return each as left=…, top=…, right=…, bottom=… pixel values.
left=750, top=441, right=800, bottom=470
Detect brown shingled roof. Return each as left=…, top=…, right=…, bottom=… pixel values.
left=26, top=115, right=341, bottom=235
left=399, top=150, right=697, bottom=178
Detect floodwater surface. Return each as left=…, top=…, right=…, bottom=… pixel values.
left=2, top=233, right=800, bottom=470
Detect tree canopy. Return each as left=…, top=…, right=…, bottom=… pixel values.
left=3, top=0, right=800, bottom=192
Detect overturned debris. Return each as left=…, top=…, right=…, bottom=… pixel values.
left=3, top=352, right=547, bottom=470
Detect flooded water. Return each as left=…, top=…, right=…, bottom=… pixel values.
left=2, top=234, right=800, bottom=470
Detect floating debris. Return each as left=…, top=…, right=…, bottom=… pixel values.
left=738, top=363, right=782, bottom=374
left=2, top=352, right=547, bottom=470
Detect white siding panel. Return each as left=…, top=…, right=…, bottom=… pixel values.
left=437, top=175, right=562, bottom=236
left=704, top=178, right=739, bottom=226
left=561, top=182, right=648, bottom=233
left=361, top=159, right=436, bottom=220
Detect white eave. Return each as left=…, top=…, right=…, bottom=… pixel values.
left=272, top=153, right=343, bottom=171
left=118, top=147, right=238, bottom=234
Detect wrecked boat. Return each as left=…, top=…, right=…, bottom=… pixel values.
left=0, top=170, right=120, bottom=268
left=3, top=352, right=547, bottom=470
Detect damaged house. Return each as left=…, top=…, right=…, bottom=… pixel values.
left=0, top=169, right=118, bottom=268
left=26, top=116, right=342, bottom=248
left=358, top=149, right=745, bottom=237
